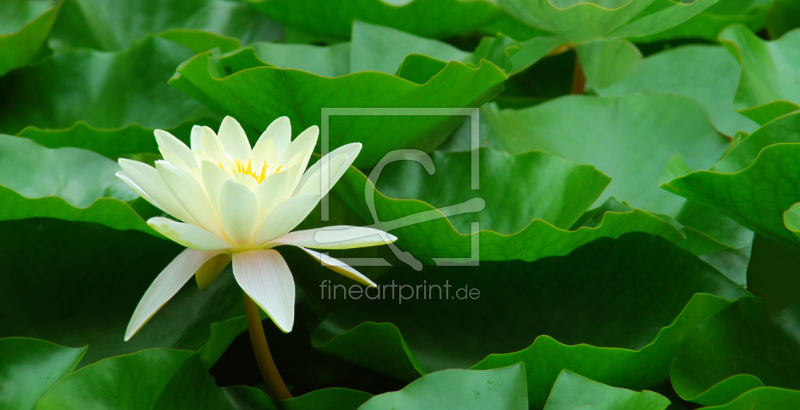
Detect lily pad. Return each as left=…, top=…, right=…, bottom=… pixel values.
left=635, top=0, right=772, bottom=43
left=48, top=0, right=280, bottom=52
left=767, top=0, right=800, bottom=40
left=719, top=24, right=800, bottom=125
left=589, top=43, right=759, bottom=136
left=169, top=22, right=507, bottom=168
left=0, top=35, right=216, bottom=136
left=543, top=370, right=670, bottom=410
left=671, top=297, right=800, bottom=406
left=334, top=148, right=744, bottom=266
left=0, top=0, right=61, bottom=76
left=0, top=218, right=246, bottom=367
left=496, top=0, right=717, bottom=44
left=479, top=94, right=730, bottom=215
left=698, top=387, right=800, bottom=409
left=359, top=365, right=528, bottom=410
left=244, top=0, right=506, bottom=39
left=0, top=134, right=152, bottom=234
left=659, top=112, right=800, bottom=248
left=312, top=233, right=749, bottom=407
left=0, top=337, right=86, bottom=410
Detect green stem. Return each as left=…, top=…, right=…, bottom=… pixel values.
left=242, top=292, right=292, bottom=400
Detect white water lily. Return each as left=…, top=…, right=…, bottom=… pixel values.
left=117, top=116, right=396, bottom=340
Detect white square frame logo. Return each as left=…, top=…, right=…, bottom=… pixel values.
left=317, top=107, right=483, bottom=270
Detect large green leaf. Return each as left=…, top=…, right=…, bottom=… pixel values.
left=0, top=218, right=246, bottom=367
left=635, top=0, right=772, bottom=43
left=359, top=365, right=528, bottom=410
left=0, top=35, right=215, bottom=136
left=659, top=112, right=800, bottom=248
left=671, top=297, right=800, bottom=406
left=334, top=148, right=743, bottom=266
left=590, top=43, right=759, bottom=136
left=719, top=24, right=800, bottom=125
left=698, top=387, right=800, bottom=409
left=479, top=94, right=730, bottom=215
left=496, top=0, right=717, bottom=44
left=48, top=0, right=279, bottom=52
left=543, top=370, right=670, bottom=410
left=169, top=23, right=507, bottom=168
left=38, top=349, right=274, bottom=409
left=312, top=233, right=749, bottom=407
left=0, top=134, right=154, bottom=234
left=245, top=0, right=505, bottom=39
left=0, top=337, right=86, bottom=410
left=0, top=0, right=61, bottom=76
left=283, top=388, right=372, bottom=410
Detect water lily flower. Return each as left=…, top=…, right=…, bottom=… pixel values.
left=117, top=116, right=396, bottom=340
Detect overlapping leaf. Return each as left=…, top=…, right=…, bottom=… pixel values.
left=496, top=0, right=717, bottom=44
left=719, top=25, right=800, bottom=125
left=170, top=22, right=507, bottom=168
left=671, top=297, right=800, bottom=406
left=636, top=0, right=772, bottom=43
left=0, top=0, right=61, bottom=76
left=659, top=112, right=800, bottom=248
left=543, top=370, right=670, bottom=410
left=312, top=233, right=749, bottom=407
left=48, top=0, right=279, bottom=52
left=0, top=337, right=86, bottom=410
left=244, top=0, right=505, bottom=39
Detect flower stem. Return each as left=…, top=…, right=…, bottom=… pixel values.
left=570, top=54, right=585, bottom=95
left=242, top=292, right=292, bottom=400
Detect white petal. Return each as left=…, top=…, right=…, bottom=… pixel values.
left=232, top=250, right=295, bottom=332
left=190, top=125, right=202, bottom=151
left=200, top=161, right=231, bottom=214
left=271, top=226, right=396, bottom=250
left=219, top=180, right=259, bottom=248
left=148, top=217, right=232, bottom=251
left=252, top=135, right=277, bottom=168
left=231, top=172, right=258, bottom=191
left=199, top=126, right=231, bottom=165
left=218, top=116, right=252, bottom=161
left=300, top=247, right=376, bottom=287
left=125, top=248, right=224, bottom=341
left=253, top=193, right=320, bottom=245
left=157, top=161, right=225, bottom=238
left=117, top=159, right=194, bottom=224
left=254, top=163, right=298, bottom=222
left=257, top=116, right=291, bottom=159
left=279, top=126, right=318, bottom=190
left=295, top=143, right=361, bottom=197
left=155, top=130, right=197, bottom=172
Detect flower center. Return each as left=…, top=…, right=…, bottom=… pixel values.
left=219, top=158, right=281, bottom=184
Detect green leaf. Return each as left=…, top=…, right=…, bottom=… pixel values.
left=312, top=233, right=749, bottom=408
left=671, top=297, right=800, bottom=406
left=359, top=365, right=528, bottom=410
left=0, top=134, right=155, bottom=234
left=0, top=0, right=61, bottom=76
left=698, top=387, right=800, bottom=409
left=283, top=388, right=373, bottom=410
left=785, top=202, right=800, bottom=239
left=0, top=218, right=246, bottom=367
left=746, top=234, right=800, bottom=313
left=334, top=148, right=740, bottom=265
left=169, top=23, right=507, bottom=168
left=543, top=370, right=670, bottom=410
left=636, top=0, right=773, bottom=43
left=0, top=337, right=86, bottom=410
left=0, top=35, right=216, bottom=136
left=244, top=0, right=506, bottom=39
left=479, top=95, right=730, bottom=215
left=767, top=0, right=800, bottom=40
left=48, top=0, right=279, bottom=52
left=496, top=0, right=718, bottom=44
left=592, top=44, right=759, bottom=136
left=659, top=112, right=800, bottom=249
left=719, top=25, right=800, bottom=125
